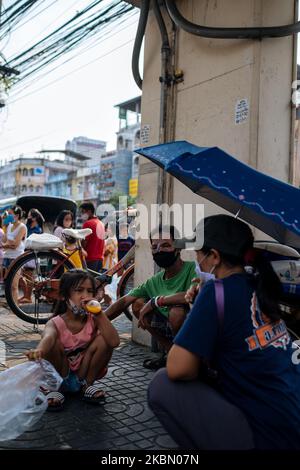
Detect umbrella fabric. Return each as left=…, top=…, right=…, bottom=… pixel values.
left=136, top=141, right=300, bottom=248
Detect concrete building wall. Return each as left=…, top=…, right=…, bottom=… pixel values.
left=132, top=0, right=297, bottom=345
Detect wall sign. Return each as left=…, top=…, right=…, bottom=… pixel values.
left=140, top=125, right=150, bottom=145
left=235, top=99, right=249, bottom=125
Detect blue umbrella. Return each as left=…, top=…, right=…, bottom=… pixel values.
left=135, top=141, right=300, bottom=248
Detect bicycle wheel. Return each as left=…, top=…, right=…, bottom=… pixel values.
left=5, top=250, right=75, bottom=325
left=117, top=264, right=135, bottom=321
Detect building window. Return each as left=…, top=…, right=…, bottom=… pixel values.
left=135, top=130, right=140, bottom=146
left=125, top=139, right=131, bottom=149
left=118, top=136, right=124, bottom=149
left=22, top=168, right=28, bottom=176
left=30, top=168, right=34, bottom=176
left=21, top=185, right=27, bottom=192
left=29, top=185, right=34, bottom=193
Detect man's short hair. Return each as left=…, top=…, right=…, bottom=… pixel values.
left=149, top=225, right=180, bottom=244
left=79, top=202, right=95, bottom=214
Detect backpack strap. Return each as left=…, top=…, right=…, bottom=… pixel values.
left=214, top=279, right=224, bottom=334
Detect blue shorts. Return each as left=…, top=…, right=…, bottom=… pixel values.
left=2, top=258, right=13, bottom=269
left=61, top=370, right=85, bottom=393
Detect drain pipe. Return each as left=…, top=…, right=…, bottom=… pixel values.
left=165, top=0, right=300, bottom=39
left=131, top=0, right=150, bottom=89
left=289, top=0, right=299, bottom=184
left=153, top=0, right=172, bottom=220
left=153, top=0, right=171, bottom=145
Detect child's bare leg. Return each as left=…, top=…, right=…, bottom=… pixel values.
left=41, top=337, right=69, bottom=407
left=168, top=306, right=188, bottom=336
left=12, top=271, right=21, bottom=303
left=43, top=337, right=69, bottom=378
left=78, top=335, right=113, bottom=397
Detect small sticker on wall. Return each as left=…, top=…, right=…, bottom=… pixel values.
left=235, top=99, right=249, bottom=124
left=141, top=125, right=150, bottom=145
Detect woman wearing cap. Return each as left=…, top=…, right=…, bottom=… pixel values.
left=148, top=214, right=300, bottom=450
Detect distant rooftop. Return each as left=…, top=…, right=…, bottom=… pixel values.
left=114, top=96, right=141, bottom=113
left=38, top=149, right=90, bottom=161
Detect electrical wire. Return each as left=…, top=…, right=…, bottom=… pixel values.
left=9, top=36, right=135, bottom=104
left=2, top=0, right=134, bottom=88
left=11, top=0, right=82, bottom=56
left=14, top=11, right=131, bottom=86
left=9, top=0, right=59, bottom=35
left=10, top=11, right=138, bottom=99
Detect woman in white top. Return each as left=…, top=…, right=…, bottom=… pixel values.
left=2, top=206, right=27, bottom=301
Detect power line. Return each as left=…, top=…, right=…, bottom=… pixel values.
left=9, top=36, right=135, bottom=104
left=10, top=12, right=138, bottom=98
left=3, top=0, right=134, bottom=86
left=11, top=0, right=82, bottom=56
left=5, top=0, right=104, bottom=63
left=9, top=0, right=59, bottom=33
left=0, top=128, right=63, bottom=152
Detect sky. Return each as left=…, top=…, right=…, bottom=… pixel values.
left=1, top=2, right=299, bottom=165
left=0, top=0, right=141, bottom=162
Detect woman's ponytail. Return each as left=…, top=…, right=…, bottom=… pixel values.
left=252, top=253, right=283, bottom=322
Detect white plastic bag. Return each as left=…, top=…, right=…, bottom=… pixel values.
left=0, top=359, right=62, bottom=441
left=104, top=273, right=120, bottom=302
left=25, top=233, right=63, bottom=250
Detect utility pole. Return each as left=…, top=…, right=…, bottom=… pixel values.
left=0, top=0, right=20, bottom=108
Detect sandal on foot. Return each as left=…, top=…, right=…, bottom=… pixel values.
left=82, top=385, right=106, bottom=405
left=143, top=354, right=167, bottom=371
left=44, top=391, right=65, bottom=411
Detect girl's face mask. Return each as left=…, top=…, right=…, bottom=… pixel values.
left=68, top=299, right=87, bottom=316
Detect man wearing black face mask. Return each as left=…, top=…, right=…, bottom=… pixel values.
left=105, top=225, right=196, bottom=369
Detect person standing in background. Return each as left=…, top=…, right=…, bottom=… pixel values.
left=19, top=208, right=45, bottom=303
left=53, top=210, right=74, bottom=240
left=117, top=223, right=135, bottom=261
left=26, top=208, right=44, bottom=236
left=79, top=202, right=105, bottom=272
left=2, top=211, right=14, bottom=234
left=0, top=215, right=4, bottom=284
left=2, top=206, right=27, bottom=302
left=103, top=224, right=118, bottom=270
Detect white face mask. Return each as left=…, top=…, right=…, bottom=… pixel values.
left=68, top=299, right=87, bottom=316
left=195, top=255, right=216, bottom=283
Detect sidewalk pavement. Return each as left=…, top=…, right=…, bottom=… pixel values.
left=0, top=305, right=177, bottom=450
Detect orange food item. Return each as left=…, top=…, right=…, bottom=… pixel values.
left=85, top=299, right=102, bottom=315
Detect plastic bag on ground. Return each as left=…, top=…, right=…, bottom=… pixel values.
left=0, top=359, right=62, bottom=441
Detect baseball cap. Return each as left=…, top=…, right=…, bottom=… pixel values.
left=175, top=214, right=254, bottom=258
